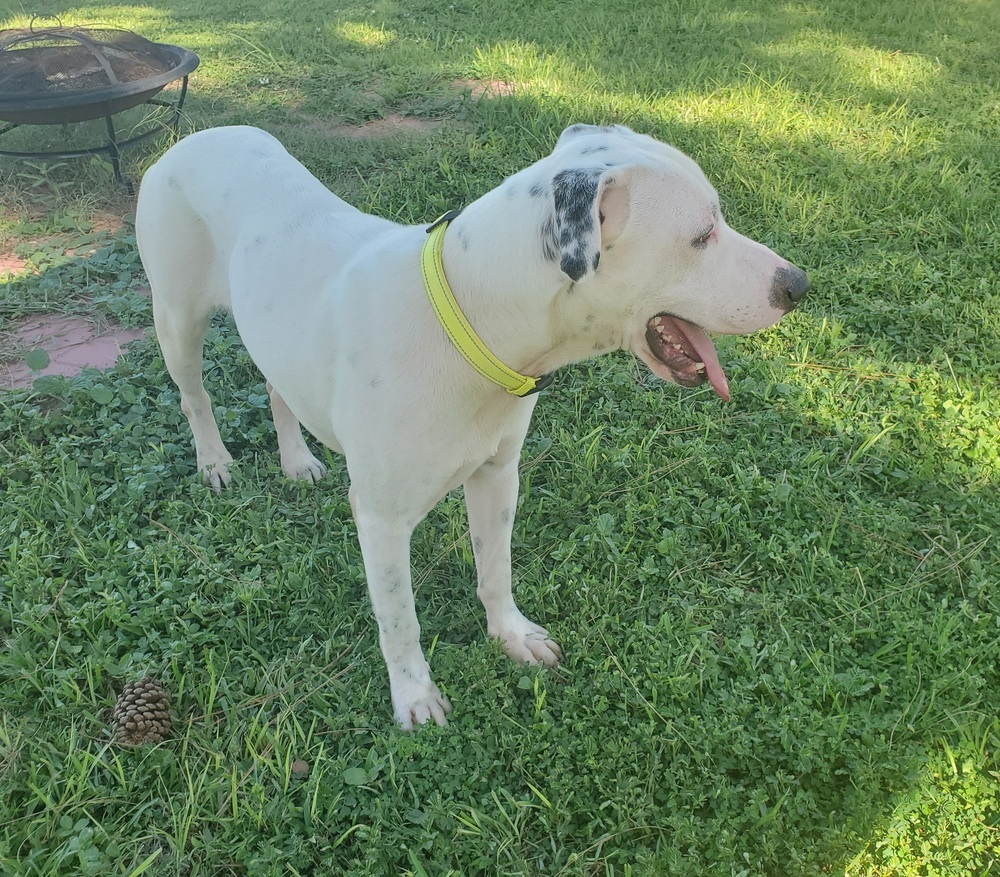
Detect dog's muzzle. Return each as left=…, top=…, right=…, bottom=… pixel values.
left=770, top=264, right=810, bottom=312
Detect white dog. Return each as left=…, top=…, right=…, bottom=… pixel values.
left=136, top=124, right=809, bottom=729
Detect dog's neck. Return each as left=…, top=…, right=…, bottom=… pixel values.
left=440, top=187, right=623, bottom=382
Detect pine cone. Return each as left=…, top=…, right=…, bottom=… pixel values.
left=111, top=676, right=172, bottom=747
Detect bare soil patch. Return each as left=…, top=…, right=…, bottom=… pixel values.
left=293, top=112, right=443, bottom=139
left=334, top=114, right=442, bottom=138
left=1, top=203, right=142, bottom=390
left=452, top=78, right=516, bottom=98
left=0, top=253, right=29, bottom=279
left=1, top=312, right=146, bottom=390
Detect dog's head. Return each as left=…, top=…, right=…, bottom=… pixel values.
left=541, top=123, right=809, bottom=400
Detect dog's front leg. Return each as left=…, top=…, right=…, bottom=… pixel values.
left=465, top=460, right=562, bottom=666
left=352, top=492, right=451, bottom=730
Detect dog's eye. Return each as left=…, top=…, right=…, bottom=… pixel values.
left=693, top=226, right=715, bottom=249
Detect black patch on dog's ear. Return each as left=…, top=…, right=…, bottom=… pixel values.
left=540, top=215, right=559, bottom=262
left=552, top=168, right=604, bottom=282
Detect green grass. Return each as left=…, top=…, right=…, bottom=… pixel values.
left=1, top=0, right=999, bottom=874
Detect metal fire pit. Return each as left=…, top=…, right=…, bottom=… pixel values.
left=0, top=23, right=199, bottom=190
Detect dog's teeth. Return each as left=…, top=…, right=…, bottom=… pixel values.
left=695, top=362, right=705, bottom=371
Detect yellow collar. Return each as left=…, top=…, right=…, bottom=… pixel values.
left=421, top=211, right=552, bottom=397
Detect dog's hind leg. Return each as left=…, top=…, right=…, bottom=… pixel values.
left=266, top=382, right=326, bottom=483
left=153, top=297, right=235, bottom=491
left=138, top=168, right=238, bottom=491
left=140, top=205, right=235, bottom=490
left=465, top=456, right=562, bottom=667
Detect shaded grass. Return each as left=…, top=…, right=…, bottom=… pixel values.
left=2, top=0, right=999, bottom=875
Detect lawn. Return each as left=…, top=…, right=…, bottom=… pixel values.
left=1, top=0, right=998, bottom=874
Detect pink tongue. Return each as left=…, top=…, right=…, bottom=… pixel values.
left=673, top=318, right=730, bottom=401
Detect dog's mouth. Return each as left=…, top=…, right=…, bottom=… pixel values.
left=641, top=314, right=730, bottom=401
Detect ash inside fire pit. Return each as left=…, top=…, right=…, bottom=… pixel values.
left=3, top=40, right=164, bottom=94
left=0, top=26, right=199, bottom=124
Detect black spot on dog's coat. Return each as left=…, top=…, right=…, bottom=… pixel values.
left=565, top=123, right=615, bottom=136
left=552, top=168, right=604, bottom=281
left=553, top=169, right=600, bottom=235
left=540, top=216, right=559, bottom=262
left=561, top=251, right=590, bottom=282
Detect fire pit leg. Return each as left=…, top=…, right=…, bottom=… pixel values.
left=102, top=111, right=132, bottom=193
left=0, top=73, right=192, bottom=193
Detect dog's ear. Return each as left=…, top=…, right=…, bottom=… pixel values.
left=552, top=167, right=631, bottom=283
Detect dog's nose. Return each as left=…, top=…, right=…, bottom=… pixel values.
left=786, top=265, right=810, bottom=303
left=771, top=264, right=810, bottom=311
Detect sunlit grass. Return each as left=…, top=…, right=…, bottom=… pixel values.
left=334, top=21, right=397, bottom=49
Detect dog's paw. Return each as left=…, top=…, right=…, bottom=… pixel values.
left=200, top=458, right=233, bottom=492
left=281, top=450, right=326, bottom=484
left=493, top=613, right=562, bottom=667
left=391, top=679, right=452, bottom=731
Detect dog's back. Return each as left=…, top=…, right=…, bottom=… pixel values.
left=138, top=127, right=343, bottom=311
